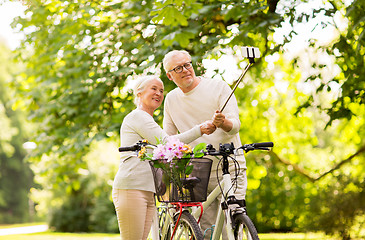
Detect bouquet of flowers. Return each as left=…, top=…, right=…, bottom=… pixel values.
left=138, top=137, right=206, bottom=197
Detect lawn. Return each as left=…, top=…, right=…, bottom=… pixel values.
left=0, top=223, right=339, bottom=240
left=0, top=232, right=339, bottom=240
left=0, top=232, right=120, bottom=240
left=259, top=232, right=338, bottom=240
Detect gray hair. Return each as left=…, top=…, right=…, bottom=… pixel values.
left=162, top=50, right=192, bottom=73
left=133, top=75, right=163, bottom=105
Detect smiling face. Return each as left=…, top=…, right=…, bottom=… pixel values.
left=138, top=79, right=164, bottom=115
left=165, top=52, right=199, bottom=93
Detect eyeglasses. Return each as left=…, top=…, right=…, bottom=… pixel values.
left=168, top=61, right=193, bottom=73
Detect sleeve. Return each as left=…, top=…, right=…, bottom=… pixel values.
left=130, top=110, right=201, bottom=145
left=218, top=80, right=241, bottom=135
left=163, top=93, right=179, bottom=136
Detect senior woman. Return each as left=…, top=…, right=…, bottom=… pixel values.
left=112, top=75, right=216, bottom=240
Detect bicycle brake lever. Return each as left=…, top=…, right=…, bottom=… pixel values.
left=256, top=147, right=270, bottom=151
left=240, top=144, right=254, bottom=153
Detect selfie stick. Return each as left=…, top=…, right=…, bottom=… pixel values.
left=220, top=47, right=260, bottom=112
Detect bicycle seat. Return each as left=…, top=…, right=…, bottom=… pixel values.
left=181, top=177, right=201, bottom=187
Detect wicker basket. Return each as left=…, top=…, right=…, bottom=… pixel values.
left=150, top=158, right=212, bottom=202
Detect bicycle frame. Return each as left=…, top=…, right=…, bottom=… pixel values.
left=188, top=142, right=274, bottom=240
left=152, top=201, right=204, bottom=240
left=172, top=202, right=204, bottom=238
left=191, top=171, right=238, bottom=240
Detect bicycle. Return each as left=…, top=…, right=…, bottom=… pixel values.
left=119, top=140, right=273, bottom=240
left=119, top=141, right=210, bottom=240
left=190, top=141, right=273, bottom=240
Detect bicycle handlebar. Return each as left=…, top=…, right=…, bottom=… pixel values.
left=118, top=145, right=141, bottom=152
left=239, top=142, right=274, bottom=152
left=118, top=140, right=150, bottom=152
left=204, top=141, right=274, bottom=157
left=118, top=141, right=274, bottom=155
left=249, top=142, right=274, bottom=148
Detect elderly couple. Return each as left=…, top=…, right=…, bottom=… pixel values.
left=112, top=50, right=247, bottom=240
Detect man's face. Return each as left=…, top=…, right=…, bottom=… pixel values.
left=166, top=53, right=196, bottom=92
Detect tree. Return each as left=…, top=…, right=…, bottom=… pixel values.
left=12, top=0, right=284, bottom=163
left=294, top=0, right=365, bottom=127
left=0, top=41, right=34, bottom=223
left=10, top=0, right=365, bottom=237
left=12, top=0, right=363, bottom=162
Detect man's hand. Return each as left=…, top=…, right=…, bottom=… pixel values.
left=212, top=110, right=233, bottom=132
left=212, top=110, right=225, bottom=128
left=199, top=120, right=216, bottom=135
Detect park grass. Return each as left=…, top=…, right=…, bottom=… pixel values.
left=0, top=232, right=120, bottom=240
left=259, top=232, right=338, bottom=240
left=0, top=232, right=339, bottom=240
left=0, top=222, right=46, bottom=229
left=0, top=223, right=340, bottom=240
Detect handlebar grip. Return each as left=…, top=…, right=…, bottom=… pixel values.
left=118, top=145, right=140, bottom=152
left=253, top=142, right=274, bottom=148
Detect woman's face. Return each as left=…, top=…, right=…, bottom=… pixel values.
left=138, top=79, right=164, bottom=112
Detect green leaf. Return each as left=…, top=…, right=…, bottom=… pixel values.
left=185, top=164, right=193, bottom=175
left=152, top=5, right=188, bottom=26
left=193, top=143, right=207, bottom=158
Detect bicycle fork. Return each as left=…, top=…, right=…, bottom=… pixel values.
left=210, top=173, right=237, bottom=240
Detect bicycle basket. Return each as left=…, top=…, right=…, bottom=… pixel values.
left=150, top=158, right=212, bottom=203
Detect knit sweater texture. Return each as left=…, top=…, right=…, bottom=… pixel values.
left=113, top=109, right=201, bottom=192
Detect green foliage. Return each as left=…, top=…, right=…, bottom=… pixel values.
left=0, top=41, right=34, bottom=223
left=49, top=179, right=118, bottom=233
left=237, top=53, right=365, bottom=237
left=49, top=189, right=92, bottom=232
left=294, top=0, right=365, bottom=126
left=32, top=139, right=119, bottom=232
left=193, top=142, right=206, bottom=158
left=247, top=157, right=309, bottom=232
left=307, top=174, right=365, bottom=240
left=88, top=192, right=119, bottom=233
left=11, top=0, right=284, bottom=206
left=8, top=0, right=365, bottom=236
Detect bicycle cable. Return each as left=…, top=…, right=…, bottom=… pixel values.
left=229, top=154, right=240, bottom=193
left=215, top=154, right=241, bottom=202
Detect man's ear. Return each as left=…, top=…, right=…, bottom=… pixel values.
left=166, top=72, right=173, bottom=81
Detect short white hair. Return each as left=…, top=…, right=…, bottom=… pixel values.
left=133, top=75, right=163, bottom=105
left=162, top=50, right=192, bottom=73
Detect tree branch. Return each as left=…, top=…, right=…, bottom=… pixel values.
left=269, top=151, right=316, bottom=182
left=314, top=144, right=365, bottom=181
left=269, top=144, right=365, bottom=182
left=267, top=0, right=279, bottom=13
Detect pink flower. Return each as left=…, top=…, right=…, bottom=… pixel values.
left=153, top=144, right=167, bottom=160
left=151, top=137, right=193, bottom=164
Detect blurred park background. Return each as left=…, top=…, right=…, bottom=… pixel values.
left=0, top=0, right=364, bottom=239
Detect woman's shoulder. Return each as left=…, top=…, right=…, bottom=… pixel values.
left=123, top=109, right=152, bottom=124
left=126, top=108, right=149, bottom=118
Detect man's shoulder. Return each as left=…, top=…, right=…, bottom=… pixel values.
left=165, top=87, right=181, bottom=99
left=200, top=76, right=229, bottom=87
